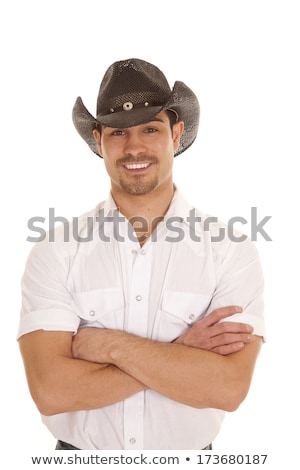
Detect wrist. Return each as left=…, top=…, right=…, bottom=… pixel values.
left=105, top=330, right=130, bottom=365
left=107, top=331, right=148, bottom=370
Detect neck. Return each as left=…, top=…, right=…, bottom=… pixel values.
left=111, top=181, right=175, bottom=245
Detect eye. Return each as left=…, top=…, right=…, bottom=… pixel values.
left=144, top=127, right=157, bottom=133
left=111, top=129, right=124, bottom=136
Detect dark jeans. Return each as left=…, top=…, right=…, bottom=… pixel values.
left=56, top=440, right=212, bottom=450
left=56, top=440, right=80, bottom=450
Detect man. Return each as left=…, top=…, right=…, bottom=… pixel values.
left=18, top=58, right=265, bottom=450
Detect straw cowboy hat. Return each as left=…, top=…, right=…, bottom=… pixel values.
left=72, top=58, right=200, bottom=157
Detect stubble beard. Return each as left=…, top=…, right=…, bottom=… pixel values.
left=116, top=154, right=160, bottom=196
left=119, top=174, right=159, bottom=195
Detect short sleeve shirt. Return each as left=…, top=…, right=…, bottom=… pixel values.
left=18, top=189, right=265, bottom=450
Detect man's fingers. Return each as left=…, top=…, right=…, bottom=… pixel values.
left=212, top=342, right=245, bottom=356
left=209, top=321, right=254, bottom=337
left=198, top=305, right=243, bottom=328
left=209, top=332, right=255, bottom=350
left=176, top=306, right=254, bottom=353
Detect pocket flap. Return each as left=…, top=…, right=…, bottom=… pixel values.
left=162, top=291, right=211, bottom=324
left=73, top=288, right=124, bottom=321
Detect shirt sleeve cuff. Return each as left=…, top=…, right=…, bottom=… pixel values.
left=17, top=309, right=81, bottom=339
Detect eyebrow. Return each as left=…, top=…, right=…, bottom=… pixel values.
left=103, top=117, right=165, bottom=131
left=148, top=117, right=165, bottom=123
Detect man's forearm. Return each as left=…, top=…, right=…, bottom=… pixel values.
left=38, top=359, right=147, bottom=416
left=74, top=328, right=261, bottom=411
left=71, top=306, right=260, bottom=411
left=103, top=330, right=233, bottom=409
left=19, top=330, right=147, bottom=416
left=111, top=331, right=261, bottom=410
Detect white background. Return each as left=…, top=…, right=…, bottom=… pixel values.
left=1, top=1, right=299, bottom=467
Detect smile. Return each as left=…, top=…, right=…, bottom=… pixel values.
left=124, top=163, right=151, bottom=170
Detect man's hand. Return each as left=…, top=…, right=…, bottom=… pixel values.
left=72, top=327, right=111, bottom=364
left=174, top=305, right=254, bottom=355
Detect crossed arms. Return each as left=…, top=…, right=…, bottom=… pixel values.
left=19, top=305, right=262, bottom=416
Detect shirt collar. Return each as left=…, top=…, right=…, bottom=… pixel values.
left=100, top=187, right=198, bottom=228
left=102, top=192, right=118, bottom=217
left=165, top=187, right=195, bottom=221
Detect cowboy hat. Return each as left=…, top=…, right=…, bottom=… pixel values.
left=72, top=58, right=200, bottom=157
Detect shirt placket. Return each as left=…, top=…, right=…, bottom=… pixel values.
left=122, top=237, right=152, bottom=449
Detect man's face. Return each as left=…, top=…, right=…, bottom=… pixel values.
left=93, top=111, right=184, bottom=197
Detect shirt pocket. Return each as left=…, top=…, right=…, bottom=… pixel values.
left=72, top=288, right=124, bottom=330
left=154, top=291, right=212, bottom=342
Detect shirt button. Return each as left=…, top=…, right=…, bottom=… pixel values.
left=129, top=438, right=136, bottom=445
left=136, top=295, right=142, bottom=301
left=89, top=310, right=96, bottom=317
left=140, top=249, right=146, bottom=255
left=131, top=249, right=138, bottom=255
left=189, top=313, right=195, bottom=321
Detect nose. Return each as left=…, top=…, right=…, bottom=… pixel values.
left=123, top=129, right=147, bottom=156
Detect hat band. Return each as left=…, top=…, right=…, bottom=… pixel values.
left=98, top=99, right=165, bottom=118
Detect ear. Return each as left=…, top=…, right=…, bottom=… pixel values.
left=93, top=128, right=102, bottom=154
left=172, top=121, right=184, bottom=152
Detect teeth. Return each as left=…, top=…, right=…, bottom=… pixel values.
left=125, top=163, right=150, bottom=170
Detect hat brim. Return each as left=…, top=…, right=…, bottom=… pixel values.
left=72, top=81, right=199, bottom=158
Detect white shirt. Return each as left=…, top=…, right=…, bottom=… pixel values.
left=18, top=189, right=265, bottom=450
